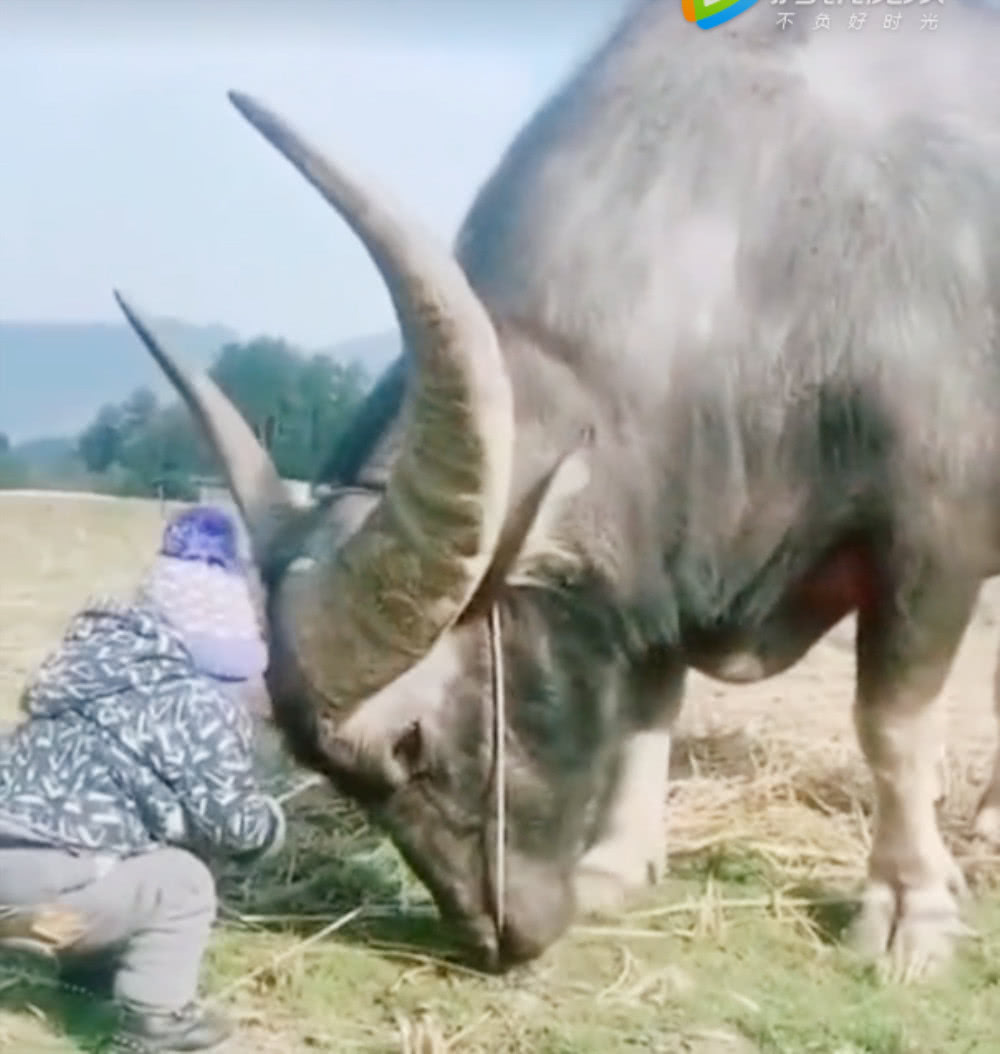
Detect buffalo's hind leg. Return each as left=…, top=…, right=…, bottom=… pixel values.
left=847, top=555, right=977, bottom=982
left=972, top=644, right=1000, bottom=841
left=573, top=657, right=684, bottom=915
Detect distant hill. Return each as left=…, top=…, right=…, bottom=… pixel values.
left=0, top=321, right=401, bottom=445
left=0, top=320, right=237, bottom=444
left=11, top=436, right=76, bottom=468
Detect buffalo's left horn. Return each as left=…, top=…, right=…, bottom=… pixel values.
left=114, top=292, right=294, bottom=563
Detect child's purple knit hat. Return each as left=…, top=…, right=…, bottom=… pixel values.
left=159, top=504, right=242, bottom=571
left=136, top=505, right=268, bottom=683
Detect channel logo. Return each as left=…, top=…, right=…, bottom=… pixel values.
left=682, top=0, right=760, bottom=29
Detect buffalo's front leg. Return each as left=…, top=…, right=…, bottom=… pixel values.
left=574, top=660, right=684, bottom=915
left=847, top=559, right=977, bottom=981
left=972, top=645, right=1000, bottom=841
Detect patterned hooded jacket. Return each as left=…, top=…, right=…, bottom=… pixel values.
left=0, top=597, right=283, bottom=860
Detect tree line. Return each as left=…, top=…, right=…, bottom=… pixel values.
left=0, top=337, right=374, bottom=499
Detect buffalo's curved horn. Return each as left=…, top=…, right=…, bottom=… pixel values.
left=224, top=92, right=513, bottom=707
left=113, top=292, right=294, bottom=562
left=123, top=92, right=514, bottom=714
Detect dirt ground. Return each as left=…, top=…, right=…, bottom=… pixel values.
left=681, top=592, right=1000, bottom=806
left=681, top=584, right=1000, bottom=830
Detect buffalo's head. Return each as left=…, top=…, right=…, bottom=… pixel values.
left=117, top=93, right=632, bottom=971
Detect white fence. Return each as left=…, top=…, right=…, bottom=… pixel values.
left=196, top=478, right=312, bottom=509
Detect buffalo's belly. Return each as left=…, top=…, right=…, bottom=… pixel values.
left=682, top=539, right=879, bottom=683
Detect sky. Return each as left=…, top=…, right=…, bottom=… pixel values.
left=1, top=0, right=630, bottom=348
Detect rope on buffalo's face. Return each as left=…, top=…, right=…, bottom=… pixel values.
left=487, top=604, right=507, bottom=937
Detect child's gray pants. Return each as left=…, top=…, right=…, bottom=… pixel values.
left=0, top=845, right=216, bottom=1011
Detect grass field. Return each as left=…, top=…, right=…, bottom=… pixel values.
left=2, top=490, right=1000, bottom=1053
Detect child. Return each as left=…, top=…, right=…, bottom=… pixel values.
left=0, top=505, right=286, bottom=1053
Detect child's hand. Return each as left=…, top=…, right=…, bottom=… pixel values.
left=228, top=795, right=287, bottom=866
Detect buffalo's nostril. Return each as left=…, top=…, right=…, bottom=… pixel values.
left=472, top=941, right=502, bottom=974
left=461, top=916, right=500, bottom=973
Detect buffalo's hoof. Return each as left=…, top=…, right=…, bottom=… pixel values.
left=845, top=869, right=972, bottom=983
left=972, top=799, right=1000, bottom=843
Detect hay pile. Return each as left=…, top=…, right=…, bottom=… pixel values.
left=666, top=717, right=1000, bottom=898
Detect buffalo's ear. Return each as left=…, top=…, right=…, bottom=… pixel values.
left=391, top=720, right=430, bottom=779
left=465, top=431, right=593, bottom=608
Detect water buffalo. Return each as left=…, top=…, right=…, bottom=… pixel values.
left=117, top=0, right=1000, bottom=980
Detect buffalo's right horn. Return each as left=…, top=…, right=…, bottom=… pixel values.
left=118, top=91, right=514, bottom=716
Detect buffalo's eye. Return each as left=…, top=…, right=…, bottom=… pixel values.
left=324, top=764, right=396, bottom=811
left=392, top=720, right=431, bottom=780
